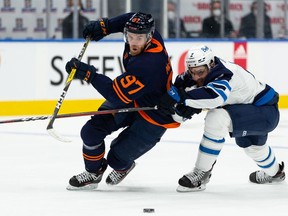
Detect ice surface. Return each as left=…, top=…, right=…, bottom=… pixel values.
left=0, top=110, right=287, bottom=216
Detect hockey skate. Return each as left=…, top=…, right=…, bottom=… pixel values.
left=249, top=161, right=285, bottom=184
left=66, top=159, right=108, bottom=190
left=177, top=167, right=212, bottom=192
left=177, top=162, right=216, bottom=192
left=106, top=162, right=136, bottom=185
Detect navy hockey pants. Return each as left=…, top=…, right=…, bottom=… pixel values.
left=224, top=100, right=279, bottom=148
left=80, top=101, right=166, bottom=172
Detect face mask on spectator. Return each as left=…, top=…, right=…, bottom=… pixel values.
left=212, top=9, right=221, bottom=17
left=168, top=11, right=175, bottom=20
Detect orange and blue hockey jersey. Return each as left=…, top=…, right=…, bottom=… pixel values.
left=90, top=13, right=180, bottom=129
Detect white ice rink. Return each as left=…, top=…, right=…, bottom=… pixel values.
left=0, top=110, right=287, bottom=216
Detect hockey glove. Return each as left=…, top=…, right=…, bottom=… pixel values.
left=175, top=104, right=202, bottom=119
left=158, top=86, right=185, bottom=115
left=83, top=18, right=109, bottom=41
left=65, top=58, right=97, bottom=83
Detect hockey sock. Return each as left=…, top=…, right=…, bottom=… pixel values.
left=195, top=109, right=231, bottom=171
left=82, top=141, right=106, bottom=173
left=195, top=133, right=224, bottom=171
left=244, top=144, right=279, bottom=176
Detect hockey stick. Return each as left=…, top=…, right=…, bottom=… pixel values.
left=0, top=106, right=157, bottom=124
left=46, top=38, right=90, bottom=142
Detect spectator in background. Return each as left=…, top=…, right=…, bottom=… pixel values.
left=167, top=1, right=188, bottom=38
left=238, top=1, right=272, bottom=39
left=201, top=0, right=236, bottom=38
left=62, top=0, right=89, bottom=39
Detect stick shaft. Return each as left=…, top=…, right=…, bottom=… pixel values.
left=0, top=106, right=157, bottom=124
left=46, top=38, right=90, bottom=130
left=0, top=116, right=49, bottom=124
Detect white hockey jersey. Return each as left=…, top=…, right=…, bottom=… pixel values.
left=174, top=57, right=277, bottom=109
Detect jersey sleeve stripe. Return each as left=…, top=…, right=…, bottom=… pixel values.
left=213, top=80, right=232, bottom=91
left=207, top=83, right=230, bottom=102
left=112, top=79, right=132, bottom=104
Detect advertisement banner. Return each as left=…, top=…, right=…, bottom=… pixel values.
left=0, top=40, right=287, bottom=115
left=234, top=42, right=247, bottom=69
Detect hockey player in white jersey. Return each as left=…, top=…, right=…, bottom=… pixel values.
left=158, top=44, right=285, bottom=192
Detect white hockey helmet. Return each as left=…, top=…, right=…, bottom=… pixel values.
left=186, top=45, right=214, bottom=69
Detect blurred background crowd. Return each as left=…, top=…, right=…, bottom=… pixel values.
left=0, top=0, right=288, bottom=40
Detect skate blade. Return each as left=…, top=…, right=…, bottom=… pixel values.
left=176, top=184, right=206, bottom=192
left=106, top=162, right=136, bottom=186
left=66, top=183, right=98, bottom=191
